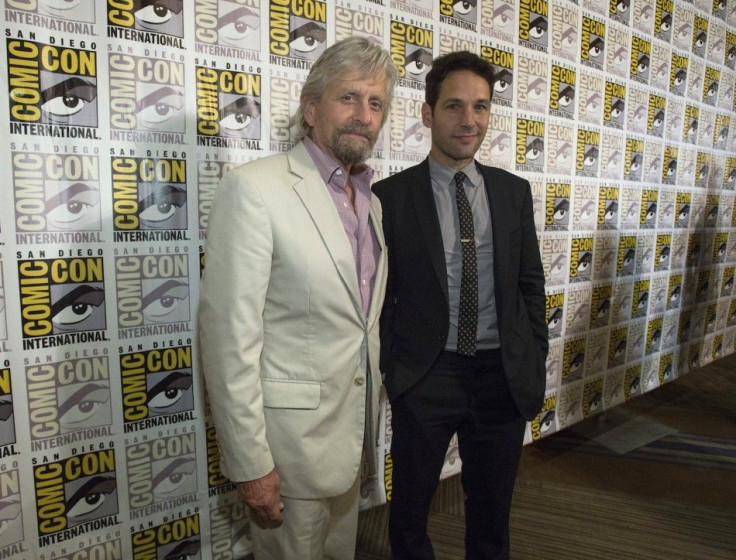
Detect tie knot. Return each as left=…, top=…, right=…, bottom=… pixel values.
left=454, top=172, right=466, bottom=188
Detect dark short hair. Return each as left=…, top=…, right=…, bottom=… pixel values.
left=425, top=51, right=494, bottom=109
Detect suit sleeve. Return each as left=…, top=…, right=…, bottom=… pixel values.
left=518, top=179, right=549, bottom=358
left=198, top=168, right=275, bottom=482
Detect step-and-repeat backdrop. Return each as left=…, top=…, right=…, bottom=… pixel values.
left=0, top=0, right=735, bottom=558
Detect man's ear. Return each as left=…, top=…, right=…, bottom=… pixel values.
left=303, top=98, right=316, bottom=128
left=421, top=102, right=433, bottom=128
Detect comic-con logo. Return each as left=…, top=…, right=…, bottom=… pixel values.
left=530, top=395, right=556, bottom=440
left=196, top=66, right=262, bottom=147
left=541, top=236, right=568, bottom=285
left=206, top=426, right=231, bottom=493
left=195, top=0, right=261, bottom=52
left=107, top=0, right=184, bottom=47
left=603, top=80, right=626, bottom=129
left=0, top=368, right=16, bottom=451
left=111, top=155, right=188, bottom=242
left=630, top=35, right=651, bottom=84
left=390, top=93, right=430, bottom=162
left=632, top=279, right=649, bottom=319
left=108, top=53, right=185, bottom=140
left=714, top=114, right=730, bottom=149
left=647, top=94, right=665, bottom=138
left=480, top=45, right=513, bottom=107
left=126, top=432, right=197, bottom=514
left=546, top=290, right=564, bottom=338
left=610, top=0, right=631, bottom=25
left=518, top=0, right=548, bottom=52
left=676, top=192, right=691, bottom=228
left=654, top=234, right=671, bottom=271
left=132, top=514, right=200, bottom=560
left=440, top=0, right=478, bottom=30
left=336, top=4, right=383, bottom=41
left=562, top=336, right=586, bottom=383
left=517, top=52, right=548, bottom=114
left=662, top=145, right=678, bottom=184
left=391, top=20, right=434, bottom=87
left=608, top=326, right=628, bottom=368
left=668, top=274, right=682, bottom=309
left=576, top=127, right=600, bottom=177
left=569, top=236, right=593, bottom=283
left=544, top=182, right=570, bottom=231
left=269, top=0, right=327, bottom=62
left=726, top=32, right=736, bottom=70
left=12, top=150, right=101, bottom=243
left=0, top=468, right=24, bottom=552
left=516, top=117, right=545, bottom=172
left=640, top=189, right=658, bottom=228
left=703, top=66, right=720, bottom=106
left=598, top=186, right=619, bottom=229
left=669, top=52, right=688, bottom=96
left=269, top=71, right=302, bottom=150
left=692, top=15, right=708, bottom=58
left=0, top=267, right=6, bottom=344
left=17, top=257, right=106, bottom=350
left=25, top=355, right=113, bottom=449
left=617, top=235, right=636, bottom=276
left=114, top=253, right=190, bottom=334
left=590, top=284, right=612, bottom=328
left=480, top=0, right=514, bottom=42
left=6, top=38, right=98, bottom=136
left=5, top=0, right=96, bottom=23
left=697, top=152, right=712, bottom=189
left=654, top=0, right=673, bottom=42
left=583, top=377, right=603, bottom=417
left=198, top=160, right=236, bottom=238
left=119, top=345, right=194, bottom=430
left=624, top=136, right=644, bottom=181
left=33, top=449, right=119, bottom=545
left=209, top=501, right=251, bottom=559
left=580, top=16, right=605, bottom=70
left=549, top=64, right=575, bottom=119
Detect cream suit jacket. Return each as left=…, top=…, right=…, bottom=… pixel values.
left=198, top=142, right=387, bottom=499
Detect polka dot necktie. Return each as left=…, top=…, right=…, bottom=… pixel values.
left=454, top=171, right=477, bottom=356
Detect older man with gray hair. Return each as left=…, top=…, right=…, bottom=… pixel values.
left=199, top=37, right=397, bottom=559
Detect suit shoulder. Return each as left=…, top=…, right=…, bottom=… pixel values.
left=373, top=163, right=425, bottom=197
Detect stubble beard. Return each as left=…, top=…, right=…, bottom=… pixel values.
left=331, top=125, right=376, bottom=165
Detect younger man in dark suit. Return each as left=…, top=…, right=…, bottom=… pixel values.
left=373, top=51, right=548, bottom=560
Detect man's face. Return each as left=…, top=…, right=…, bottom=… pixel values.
left=422, top=70, right=491, bottom=169
left=303, top=71, right=387, bottom=166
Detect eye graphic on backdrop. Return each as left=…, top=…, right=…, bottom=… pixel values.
left=586, top=92, right=601, bottom=111
left=453, top=0, right=476, bottom=16
left=58, top=383, right=111, bottom=434
left=605, top=202, right=618, bottom=221
left=404, top=120, right=429, bottom=152
left=405, top=48, right=433, bottom=79
left=147, top=371, right=193, bottom=414
left=492, top=4, right=513, bottom=31
left=547, top=308, right=562, bottom=331
left=152, top=457, right=197, bottom=500
left=694, top=32, right=706, bottom=49
left=558, top=86, right=575, bottom=107
left=0, top=494, right=21, bottom=542
left=637, top=54, right=650, bottom=74
left=623, top=248, right=635, bottom=269
left=553, top=199, right=568, bottom=221
left=66, top=476, right=117, bottom=525
left=583, top=146, right=598, bottom=167
left=653, top=110, right=664, bottom=128
left=556, top=143, right=572, bottom=165
left=539, top=410, right=555, bottom=434
left=673, top=69, right=687, bottom=87
left=489, top=133, right=510, bottom=157
left=46, top=183, right=101, bottom=231
left=629, top=153, right=642, bottom=172
left=142, top=280, right=189, bottom=323
left=289, top=22, right=326, bottom=55
left=218, top=96, right=260, bottom=136
left=597, top=299, right=610, bottom=319
left=527, top=77, right=547, bottom=101
left=529, top=16, right=547, bottom=40
left=51, top=285, right=105, bottom=332
left=707, top=81, right=718, bottom=98
left=588, top=37, right=604, bottom=59
left=135, top=86, right=184, bottom=130
left=161, top=538, right=200, bottom=560
left=217, top=7, right=259, bottom=46
left=550, top=254, right=567, bottom=280
left=580, top=200, right=595, bottom=222
left=611, top=99, right=624, bottom=119
left=41, top=77, right=97, bottom=123
left=577, top=252, right=592, bottom=272
left=616, top=0, right=629, bottom=12
left=134, top=0, right=183, bottom=31
left=526, top=138, right=544, bottom=161
left=139, top=185, right=187, bottom=228
left=676, top=22, right=691, bottom=42
left=492, top=69, right=512, bottom=94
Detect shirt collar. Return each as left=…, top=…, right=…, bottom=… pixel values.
left=303, top=136, right=375, bottom=186
left=427, top=155, right=482, bottom=189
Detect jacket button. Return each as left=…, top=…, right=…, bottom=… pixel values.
left=354, top=377, right=365, bottom=386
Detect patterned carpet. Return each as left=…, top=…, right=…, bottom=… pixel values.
left=356, top=353, right=736, bottom=559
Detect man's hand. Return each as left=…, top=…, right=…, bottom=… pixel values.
left=237, top=469, right=284, bottom=528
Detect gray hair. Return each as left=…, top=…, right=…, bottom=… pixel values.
left=295, top=37, right=398, bottom=140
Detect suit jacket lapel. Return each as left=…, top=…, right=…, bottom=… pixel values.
left=412, top=159, right=449, bottom=302
left=367, top=198, right=386, bottom=328
left=288, top=143, right=363, bottom=317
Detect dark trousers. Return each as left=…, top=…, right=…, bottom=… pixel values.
left=388, top=349, right=527, bottom=560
